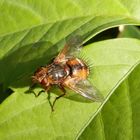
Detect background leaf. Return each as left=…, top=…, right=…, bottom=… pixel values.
left=78, top=60, right=140, bottom=140
left=0, top=0, right=140, bottom=36
left=1, top=0, right=140, bottom=88
left=1, top=38, right=140, bottom=139
left=118, top=25, right=140, bottom=39
left=0, top=0, right=140, bottom=140
left=78, top=26, right=140, bottom=140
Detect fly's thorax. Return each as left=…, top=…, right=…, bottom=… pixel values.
left=47, top=63, right=70, bottom=83
left=66, top=58, right=89, bottom=79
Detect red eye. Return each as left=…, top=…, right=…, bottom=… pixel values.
left=41, top=78, right=48, bottom=85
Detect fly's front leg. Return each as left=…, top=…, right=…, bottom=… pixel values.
left=28, top=83, right=38, bottom=96
left=29, top=83, right=45, bottom=97
left=34, top=90, right=45, bottom=97
left=29, top=83, right=49, bottom=97
left=51, top=84, right=66, bottom=111
left=35, top=86, right=50, bottom=97
left=29, top=83, right=36, bottom=91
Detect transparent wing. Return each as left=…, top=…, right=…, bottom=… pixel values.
left=54, top=35, right=83, bottom=63
left=65, top=79, right=104, bottom=102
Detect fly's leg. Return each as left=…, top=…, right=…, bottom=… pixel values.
left=27, top=83, right=37, bottom=96
left=28, top=89, right=45, bottom=97
left=28, top=83, right=37, bottom=91
left=51, top=85, right=66, bottom=111
left=35, top=86, right=50, bottom=97
left=35, top=90, right=45, bottom=97
left=28, top=83, right=49, bottom=97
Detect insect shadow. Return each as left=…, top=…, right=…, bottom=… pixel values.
left=0, top=38, right=102, bottom=107
left=27, top=35, right=101, bottom=108
left=0, top=40, right=59, bottom=103
left=25, top=83, right=93, bottom=111
left=0, top=40, right=92, bottom=105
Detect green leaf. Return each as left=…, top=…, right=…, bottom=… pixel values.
left=1, top=0, right=140, bottom=140
left=0, top=0, right=140, bottom=36
left=78, top=27, right=140, bottom=140
left=78, top=61, right=140, bottom=140
left=1, top=38, right=140, bottom=139
left=118, top=25, right=140, bottom=39
left=0, top=0, right=140, bottom=89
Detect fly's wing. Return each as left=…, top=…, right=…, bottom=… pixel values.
left=66, top=79, right=104, bottom=102
left=54, top=35, right=83, bottom=63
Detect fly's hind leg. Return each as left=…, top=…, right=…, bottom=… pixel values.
left=51, top=85, right=66, bottom=111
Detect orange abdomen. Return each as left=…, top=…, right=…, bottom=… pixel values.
left=66, top=58, right=89, bottom=80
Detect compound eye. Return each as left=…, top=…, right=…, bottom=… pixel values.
left=41, top=78, right=48, bottom=85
